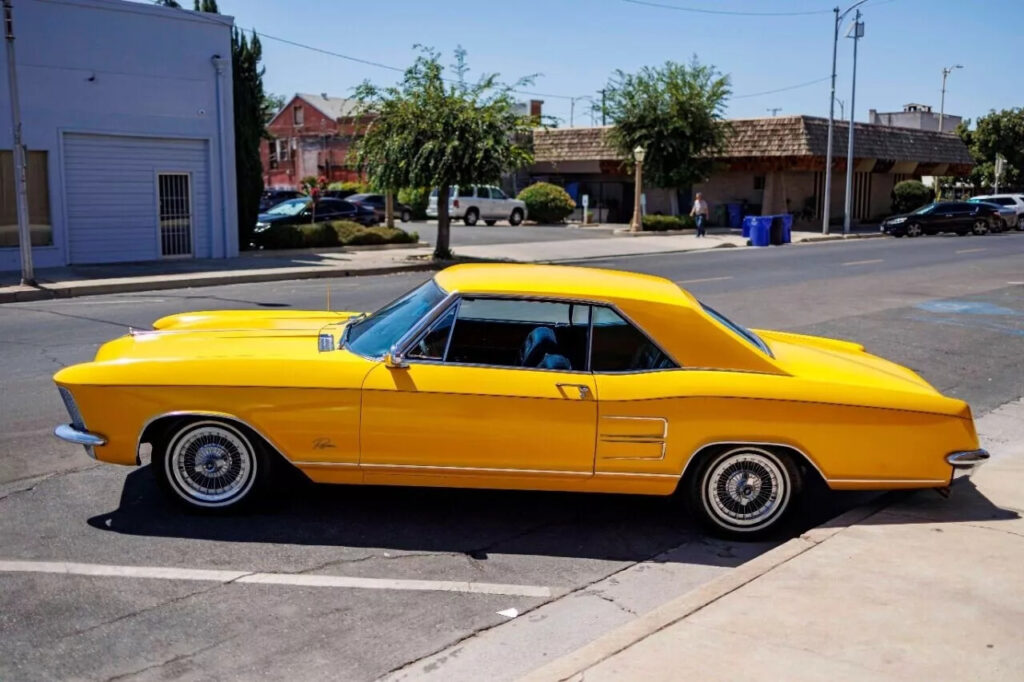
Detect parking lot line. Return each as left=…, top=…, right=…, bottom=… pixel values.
left=841, top=259, right=884, bottom=266
left=0, top=560, right=552, bottom=598
left=955, top=248, right=986, bottom=254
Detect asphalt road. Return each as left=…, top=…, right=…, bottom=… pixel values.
left=407, top=220, right=616, bottom=246
left=1, top=232, right=1022, bottom=680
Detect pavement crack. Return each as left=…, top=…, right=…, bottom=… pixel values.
left=585, top=590, right=638, bottom=616
left=102, top=634, right=239, bottom=682
left=0, top=463, right=102, bottom=495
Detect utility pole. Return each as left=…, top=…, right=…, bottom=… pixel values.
left=767, top=107, right=782, bottom=117
left=938, top=64, right=963, bottom=134
left=842, top=9, right=864, bottom=236
left=3, top=0, right=34, bottom=285
left=823, top=1, right=868, bottom=236
left=600, top=88, right=606, bottom=125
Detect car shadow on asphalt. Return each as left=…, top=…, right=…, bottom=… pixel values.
left=84, top=466, right=904, bottom=565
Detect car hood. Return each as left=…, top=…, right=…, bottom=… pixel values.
left=755, top=329, right=969, bottom=417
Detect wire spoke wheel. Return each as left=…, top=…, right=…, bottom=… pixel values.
left=165, top=421, right=258, bottom=508
left=699, top=447, right=792, bottom=533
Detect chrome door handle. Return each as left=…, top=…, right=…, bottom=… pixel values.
left=556, top=383, right=591, bottom=399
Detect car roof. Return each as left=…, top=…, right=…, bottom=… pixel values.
left=434, top=263, right=696, bottom=308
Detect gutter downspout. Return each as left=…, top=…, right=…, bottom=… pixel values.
left=211, top=54, right=229, bottom=258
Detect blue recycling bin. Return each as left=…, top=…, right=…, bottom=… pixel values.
left=727, top=203, right=743, bottom=229
left=748, top=217, right=772, bottom=246
left=780, top=214, right=793, bottom=244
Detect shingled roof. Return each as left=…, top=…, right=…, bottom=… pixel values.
left=532, top=116, right=973, bottom=165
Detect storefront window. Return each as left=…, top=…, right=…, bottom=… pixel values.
left=0, top=150, right=53, bottom=247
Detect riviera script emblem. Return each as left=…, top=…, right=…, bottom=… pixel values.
left=312, top=438, right=336, bottom=450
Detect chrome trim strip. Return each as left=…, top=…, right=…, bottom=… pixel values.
left=599, top=416, right=668, bottom=460
left=680, top=440, right=827, bottom=484
left=594, top=471, right=677, bottom=479
left=359, top=463, right=593, bottom=477
left=390, top=290, right=461, bottom=361
left=827, top=478, right=948, bottom=485
left=54, top=424, right=106, bottom=447
left=135, top=410, right=290, bottom=467
left=291, top=461, right=360, bottom=469
left=946, top=448, right=990, bottom=481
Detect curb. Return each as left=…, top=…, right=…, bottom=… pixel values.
left=796, top=232, right=887, bottom=243
left=519, top=496, right=894, bottom=682
left=0, top=261, right=443, bottom=304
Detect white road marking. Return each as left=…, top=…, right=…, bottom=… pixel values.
left=956, top=248, right=987, bottom=254
left=1009, top=282, right=1024, bottom=285
left=841, top=259, right=884, bottom=266
left=675, top=276, right=733, bottom=285
left=0, top=560, right=551, bottom=598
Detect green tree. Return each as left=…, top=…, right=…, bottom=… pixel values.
left=604, top=58, right=731, bottom=191
left=194, top=0, right=218, bottom=11
left=153, top=0, right=182, bottom=7
left=263, top=92, right=286, bottom=125
left=891, top=180, right=933, bottom=213
left=353, top=47, right=534, bottom=258
left=957, top=109, right=1024, bottom=191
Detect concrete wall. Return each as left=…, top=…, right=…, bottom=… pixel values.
left=0, top=0, right=237, bottom=271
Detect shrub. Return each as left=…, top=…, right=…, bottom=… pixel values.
left=891, top=180, right=933, bottom=214
left=327, top=221, right=417, bottom=246
left=398, top=187, right=430, bottom=219
left=327, top=180, right=372, bottom=193
left=251, top=221, right=417, bottom=250
left=642, top=214, right=695, bottom=231
left=516, top=182, right=576, bottom=223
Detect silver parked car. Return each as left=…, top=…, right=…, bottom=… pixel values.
left=969, top=194, right=1024, bottom=230
left=427, top=185, right=527, bottom=226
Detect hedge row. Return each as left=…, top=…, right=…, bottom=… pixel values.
left=255, top=220, right=419, bottom=250
left=642, top=214, right=697, bottom=231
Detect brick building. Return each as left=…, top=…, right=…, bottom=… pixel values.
left=529, top=116, right=973, bottom=225
left=261, top=93, right=368, bottom=189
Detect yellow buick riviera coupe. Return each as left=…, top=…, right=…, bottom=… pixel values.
left=53, top=264, right=989, bottom=537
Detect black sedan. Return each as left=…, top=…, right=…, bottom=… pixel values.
left=258, top=189, right=303, bottom=212
left=347, top=193, right=413, bottom=222
left=881, top=201, right=1003, bottom=237
left=255, top=198, right=378, bottom=229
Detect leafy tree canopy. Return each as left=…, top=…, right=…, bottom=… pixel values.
left=957, top=108, right=1024, bottom=191
left=353, top=47, right=534, bottom=258
left=605, top=58, right=731, bottom=189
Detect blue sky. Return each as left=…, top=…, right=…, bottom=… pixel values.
left=198, top=0, right=1019, bottom=128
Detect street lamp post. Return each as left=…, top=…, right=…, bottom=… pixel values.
left=938, top=64, right=963, bottom=134
left=822, top=0, right=868, bottom=235
left=570, top=95, right=595, bottom=127
left=3, top=0, right=35, bottom=286
left=842, top=10, right=864, bottom=236
left=630, top=145, right=645, bottom=232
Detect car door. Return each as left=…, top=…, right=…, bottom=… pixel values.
left=475, top=185, right=493, bottom=218
left=947, top=202, right=976, bottom=232
left=490, top=186, right=510, bottom=219
left=360, top=296, right=597, bottom=484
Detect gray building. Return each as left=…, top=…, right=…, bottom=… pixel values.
left=869, top=103, right=962, bottom=134
left=0, top=0, right=238, bottom=271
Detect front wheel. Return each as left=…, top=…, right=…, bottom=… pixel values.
left=906, top=223, right=922, bottom=238
left=509, top=208, right=524, bottom=226
left=155, top=420, right=269, bottom=512
left=1017, top=215, right=1024, bottom=231
left=686, top=446, right=800, bottom=539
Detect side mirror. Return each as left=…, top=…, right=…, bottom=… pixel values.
left=383, top=345, right=407, bottom=369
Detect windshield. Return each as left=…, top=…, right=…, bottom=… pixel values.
left=700, top=303, right=773, bottom=357
left=911, top=204, right=935, bottom=215
left=346, top=280, right=447, bottom=358
left=265, top=198, right=309, bottom=216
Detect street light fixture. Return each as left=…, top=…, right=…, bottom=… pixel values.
left=630, top=145, right=646, bottom=232
left=822, top=0, right=869, bottom=235
left=842, top=10, right=864, bottom=236
left=938, top=64, right=963, bottom=134
left=569, top=95, right=596, bottom=127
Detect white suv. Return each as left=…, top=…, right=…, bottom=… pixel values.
left=970, top=194, right=1024, bottom=230
left=427, top=185, right=527, bottom=226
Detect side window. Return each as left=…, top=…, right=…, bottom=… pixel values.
left=445, top=298, right=588, bottom=371
left=590, top=307, right=676, bottom=372
left=458, top=186, right=474, bottom=198
left=491, top=187, right=508, bottom=200
left=476, top=186, right=490, bottom=199
left=407, top=304, right=457, bottom=361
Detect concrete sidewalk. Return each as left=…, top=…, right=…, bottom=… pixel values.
left=0, top=229, right=883, bottom=304
left=523, top=398, right=1024, bottom=681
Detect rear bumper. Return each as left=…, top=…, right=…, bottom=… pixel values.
left=54, top=424, right=106, bottom=459
left=946, top=448, right=990, bottom=483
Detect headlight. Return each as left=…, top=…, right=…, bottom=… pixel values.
left=889, top=217, right=906, bottom=224
left=254, top=222, right=271, bottom=233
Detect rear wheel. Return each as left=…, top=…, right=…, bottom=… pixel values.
left=1017, top=215, right=1024, bottom=231
left=972, top=220, right=989, bottom=236
left=686, top=446, right=800, bottom=539
left=154, top=419, right=270, bottom=512
left=464, top=209, right=479, bottom=226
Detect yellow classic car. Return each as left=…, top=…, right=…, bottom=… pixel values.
left=52, top=264, right=989, bottom=537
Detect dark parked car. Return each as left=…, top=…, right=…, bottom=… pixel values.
left=255, top=198, right=378, bottom=230
left=347, top=193, right=413, bottom=222
left=258, top=189, right=303, bottom=212
left=881, top=201, right=1003, bottom=238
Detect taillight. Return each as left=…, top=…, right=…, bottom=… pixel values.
left=453, top=199, right=459, bottom=208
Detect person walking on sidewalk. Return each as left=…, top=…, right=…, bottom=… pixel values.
left=690, top=193, right=709, bottom=237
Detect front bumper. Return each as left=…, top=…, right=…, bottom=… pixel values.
left=54, top=424, right=106, bottom=459
left=946, top=448, right=990, bottom=482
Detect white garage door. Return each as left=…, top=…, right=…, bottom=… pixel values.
left=63, top=134, right=210, bottom=264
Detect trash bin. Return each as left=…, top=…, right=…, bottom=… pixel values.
left=749, top=217, right=772, bottom=246
left=741, top=215, right=755, bottom=238
left=780, top=214, right=793, bottom=244
left=770, top=216, right=785, bottom=245
left=727, top=203, right=743, bottom=229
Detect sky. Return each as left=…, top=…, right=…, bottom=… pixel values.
left=179, top=0, right=1021, bottom=128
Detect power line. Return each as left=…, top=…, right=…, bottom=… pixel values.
left=733, top=76, right=831, bottom=99
left=620, top=0, right=831, bottom=17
